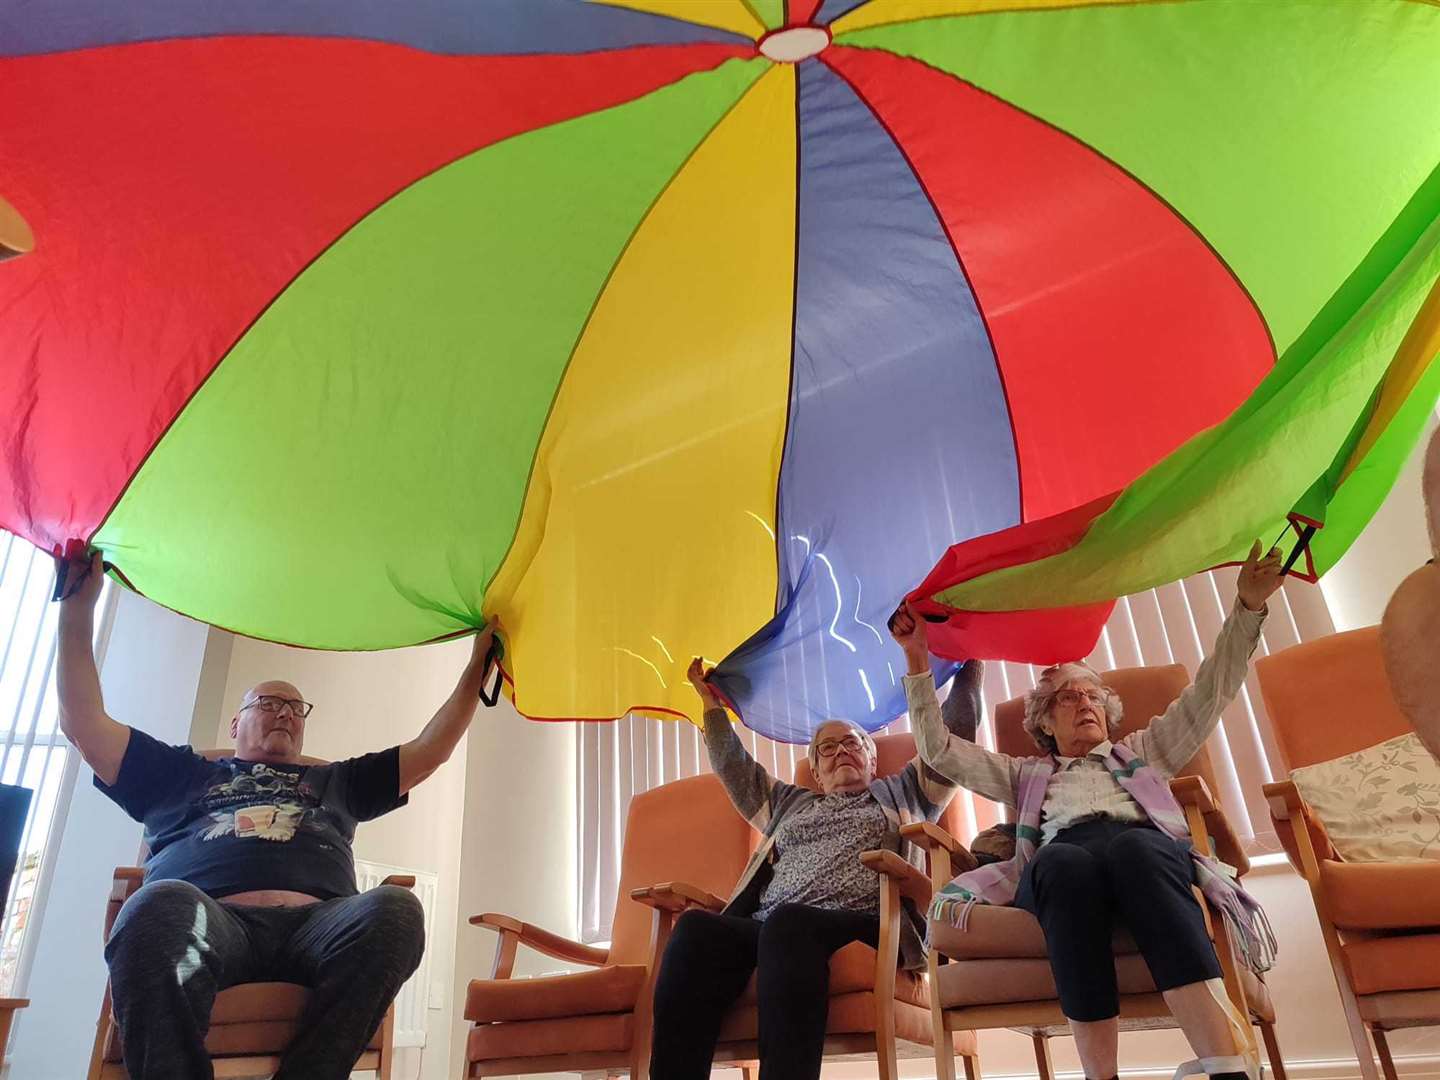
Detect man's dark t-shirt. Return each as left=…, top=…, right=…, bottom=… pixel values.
left=95, top=728, right=407, bottom=900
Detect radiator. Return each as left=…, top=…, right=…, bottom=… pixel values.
left=355, top=859, right=440, bottom=1050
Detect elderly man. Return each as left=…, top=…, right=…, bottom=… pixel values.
left=647, top=652, right=981, bottom=1080
left=54, top=548, right=498, bottom=1080
left=899, top=541, right=1284, bottom=1080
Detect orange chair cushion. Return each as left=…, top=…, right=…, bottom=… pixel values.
left=210, top=983, right=311, bottom=1023
left=937, top=953, right=1153, bottom=1008
left=929, top=905, right=1137, bottom=959
left=934, top=953, right=1273, bottom=1021
left=465, top=965, right=646, bottom=1023
left=1343, top=932, right=1440, bottom=995
left=203, top=1020, right=303, bottom=1058
left=609, top=774, right=756, bottom=967
left=105, top=982, right=382, bottom=1061
left=1321, top=860, right=1440, bottom=930
left=718, top=990, right=977, bottom=1054
left=466, top=1012, right=633, bottom=1061
left=731, top=940, right=925, bottom=1009
left=1256, top=627, right=1413, bottom=771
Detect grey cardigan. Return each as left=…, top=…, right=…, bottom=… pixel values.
left=701, top=708, right=961, bottom=971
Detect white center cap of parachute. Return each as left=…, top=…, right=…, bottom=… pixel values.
left=759, top=26, right=830, bottom=63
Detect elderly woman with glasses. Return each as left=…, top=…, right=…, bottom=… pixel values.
left=894, top=542, right=1286, bottom=1080
left=647, top=653, right=983, bottom=1080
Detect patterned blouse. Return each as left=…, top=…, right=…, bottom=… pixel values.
left=754, top=790, right=890, bottom=919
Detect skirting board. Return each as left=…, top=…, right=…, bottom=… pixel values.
left=911, top=1056, right=1440, bottom=1080
left=714, top=1056, right=1440, bottom=1080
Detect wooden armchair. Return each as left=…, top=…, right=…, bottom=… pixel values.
left=692, top=733, right=981, bottom=1080
left=87, top=750, right=411, bottom=1079
left=1258, top=627, right=1440, bottom=1080
left=461, top=771, right=755, bottom=1079
left=921, top=664, right=1286, bottom=1080
left=464, top=732, right=983, bottom=1080
left=87, top=866, right=413, bottom=1079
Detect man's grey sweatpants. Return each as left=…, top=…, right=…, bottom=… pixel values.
left=104, top=879, right=425, bottom=1080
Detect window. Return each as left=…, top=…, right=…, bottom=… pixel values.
left=0, top=532, right=114, bottom=996
left=576, top=565, right=1333, bottom=941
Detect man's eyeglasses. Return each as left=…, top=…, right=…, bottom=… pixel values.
left=1054, top=688, right=1108, bottom=709
left=815, top=734, right=865, bottom=759
left=244, top=695, right=313, bottom=718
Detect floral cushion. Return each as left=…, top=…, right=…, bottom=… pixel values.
left=1291, top=732, right=1440, bottom=862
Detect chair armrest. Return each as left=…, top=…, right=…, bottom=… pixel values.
left=1170, top=776, right=1249, bottom=875
left=109, top=866, right=144, bottom=902
left=899, top=822, right=979, bottom=873
left=630, top=881, right=726, bottom=914
left=1262, top=779, right=1304, bottom=820
left=1169, top=776, right=1216, bottom=814
left=469, top=913, right=609, bottom=968
left=103, top=867, right=146, bottom=938
left=899, top=821, right=958, bottom=853
left=380, top=874, right=416, bottom=889
left=861, top=849, right=933, bottom=908
left=1263, top=779, right=1339, bottom=867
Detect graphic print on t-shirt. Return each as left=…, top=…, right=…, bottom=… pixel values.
left=198, top=763, right=325, bottom=843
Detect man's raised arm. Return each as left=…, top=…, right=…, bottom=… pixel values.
left=55, top=548, right=130, bottom=786
left=398, top=617, right=500, bottom=794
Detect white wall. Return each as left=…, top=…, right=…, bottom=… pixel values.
left=9, top=590, right=211, bottom=1079
left=1320, top=416, right=1438, bottom=632
left=448, top=694, right=577, bottom=1080
left=217, top=633, right=479, bottom=1080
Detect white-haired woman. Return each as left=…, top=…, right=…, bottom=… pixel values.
left=893, top=542, right=1285, bottom=1080
left=647, top=656, right=982, bottom=1080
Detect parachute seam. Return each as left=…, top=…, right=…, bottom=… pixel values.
left=829, top=42, right=1276, bottom=367
left=86, top=44, right=753, bottom=553
left=479, top=62, right=773, bottom=609
left=821, top=47, right=1026, bottom=520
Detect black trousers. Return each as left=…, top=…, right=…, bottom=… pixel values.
left=650, top=903, right=880, bottom=1080
left=105, top=879, right=425, bottom=1080
left=1015, top=819, right=1221, bottom=1022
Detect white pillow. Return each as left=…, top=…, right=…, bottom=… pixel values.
left=1290, top=732, right=1440, bottom=862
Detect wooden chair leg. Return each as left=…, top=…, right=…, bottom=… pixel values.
left=1257, top=1020, right=1286, bottom=1080
left=962, top=1048, right=981, bottom=1080
left=741, top=1065, right=758, bottom=1080
left=873, top=879, right=902, bottom=1080
left=1373, top=1028, right=1400, bottom=1080
left=88, top=985, right=115, bottom=1080
left=876, top=1010, right=900, bottom=1080
left=630, top=907, right=678, bottom=1080
left=1340, top=997, right=1382, bottom=1080
left=1206, top=908, right=1259, bottom=1059
left=928, top=991, right=957, bottom=1080
left=1032, top=1032, right=1055, bottom=1080
left=377, top=1007, right=396, bottom=1080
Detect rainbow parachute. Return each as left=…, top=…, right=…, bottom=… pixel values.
left=2, top=1, right=1438, bottom=741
